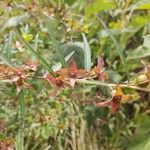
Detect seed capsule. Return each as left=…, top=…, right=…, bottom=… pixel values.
left=136, top=74, right=149, bottom=87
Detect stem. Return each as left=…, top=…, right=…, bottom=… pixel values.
left=18, top=90, right=25, bottom=150
left=76, top=79, right=150, bottom=92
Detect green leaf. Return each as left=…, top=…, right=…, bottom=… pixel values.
left=137, top=3, right=150, bottom=10
left=34, top=34, right=39, bottom=52
left=22, top=33, right=33, bottom=42
left=62, top=42, right=85, bottom=68
left=143, top=35, right=150, bottom=48
left=52, top=50, right=75, bottom=71
left=49, top=34, right=67, bottom=68
left=0, top=32, right=14, bottom=68
left=0, top=53, right=14, bottom=68
left=127, top=46, right=150, bottom=60
left=128, top=115, right=150, bottom=150
left=85, top=0, right=115, bottom=17
left=130, top=15, right=150, bottom=27
left=106, top=70, right=122, bottom=83
left=82, top=33, right=92, bottom=71
left=97, top=16, right=129, bottom=81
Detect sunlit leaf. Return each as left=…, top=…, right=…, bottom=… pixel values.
left=22, top=33, right=33, bottom=42
left=127, top=46, right=150, bottom=60
left=85, top=0, right=115, bottom=17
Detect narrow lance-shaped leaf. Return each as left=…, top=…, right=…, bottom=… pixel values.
left=48, top=32, right=67, bottom=68
left=82, top=33, right=92, bottom=71
left=0, top=53, right=14, bottom=69
left=0, top=32, right=15, bottom=68
left=97, top=15, right=129, bottom=81
left=14, top=31, right=55, bottom=76
left=52, top=50, right=75, bottom=71
left=6, top=31, right=13, bottom=59
left=34, top=34, right=39, bottom=52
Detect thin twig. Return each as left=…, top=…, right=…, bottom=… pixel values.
left=76, top=79, right=150, bottom=92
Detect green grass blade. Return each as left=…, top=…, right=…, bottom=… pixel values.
left=18, top=90, right=25, bottom=150
left=97, top=15, right=129, bottom=81
left=6, top=31, right=13, bottom=59
left=0, top=53, right=14, bottom=68
left=34, top=34, right=39, bottom=52
left=0, top=32, right=14, bottom=68
left=82, top=33, right=92, bottom=71
left=14, top=31, right=55, bottom=76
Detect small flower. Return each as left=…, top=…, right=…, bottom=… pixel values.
left=95, top=85, right=124, bottom=113
left=68, top=59, right=78, bottom=87
left=45, top=74, right=64, bottom=88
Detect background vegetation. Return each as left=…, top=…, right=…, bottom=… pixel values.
left=0, top=0, right=150, bottom=150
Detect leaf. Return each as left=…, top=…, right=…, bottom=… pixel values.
left=130, top=15, right=150, bottom=27
left=0, top=53, right=14, bottom=69
left=34, top=34, right=39, bottom=52
left=52, top=50, right=75, bottom=71
left=22, top=33, right=33, bottom=42
left=97, top=16, right=130, bottom=81
left=127, top=46, right=150, bottom=60
left=128, top=115, right=150, bottom=150
left=82, top=33, right=92, bottom=71
left=137, top=3, right=150, bottom=10
left=85, top=0, right=115, bottom=17
left=62, top=42, right=85, bottom=68
left=106, top=71, right=122, bottom=83
left=2, top=14, right=29, bottom=30
left=15, top=31, right=55, bottom=76
left=0, top=32, right=14, bottom=68
left=143, top=35, right=150, bottom=48
left=127, top=34, right=150, bottom=60
left=48, top=32, right=67, bottom=68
